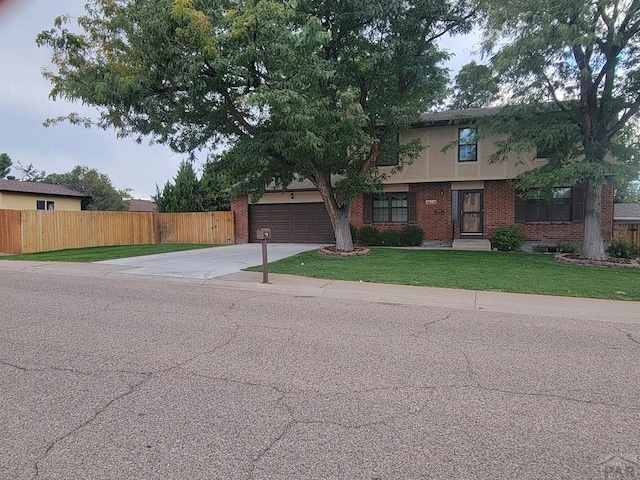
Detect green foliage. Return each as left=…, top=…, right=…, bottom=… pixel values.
left=155, top=161, right=202, bottom=213
left=449, top=61, right=499, bottom=109
left=380, top=229, right=402, bottom=247
left=477, top=0, right=640, bottom=259
left=349, top=224, right=358, bottom=244
left=358, top=225, right=424, bottom=247
left=44, top=165, right=131, bottom=211
left=0, top=153, right=12, bottom=178
left=558, top=241, right=577, bottom=254
left=358, top=226, right=381, bottom=247
left=607, top=238, right=636, bottom=259
left=37, top=0, right=473, bottom=249
left=400, top=225, right=425, bottom=246
left=491, top=225, right=524, bottom=251
left=154, top=160, right=230, bottom=213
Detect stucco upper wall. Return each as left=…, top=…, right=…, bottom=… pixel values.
left=380, top=125, right=541, bottom=184
left=0, top=192, right=82, bottom=211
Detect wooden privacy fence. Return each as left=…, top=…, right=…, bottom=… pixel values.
left=614, top=222, right=640, bottom=247
left=0, top=210, right=235, bottom=254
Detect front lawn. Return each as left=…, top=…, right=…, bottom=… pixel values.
left=248, top=248, right=640, bottom=301
left=0, top=244, right=215, bottom=263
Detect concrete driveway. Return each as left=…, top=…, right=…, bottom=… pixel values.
left=97, top=243, right=320, bottom=279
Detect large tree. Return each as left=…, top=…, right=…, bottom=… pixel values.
left=0, top=153, right=12, bottom=178
left=449, top=61, right=499, bottom=109
left=37, top=0, right=472, bottom=250
left=477, top=0, right=640, bottom=260
left=44, top=165, right=131, bottom=211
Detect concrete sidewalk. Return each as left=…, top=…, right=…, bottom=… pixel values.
left=204, top=271, right=640, bottom=324
left=3, top=260, right=636, bottom=325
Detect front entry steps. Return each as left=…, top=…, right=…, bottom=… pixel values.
left=452, top=239, right=492, bottom=251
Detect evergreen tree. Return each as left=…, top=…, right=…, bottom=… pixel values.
left=154, top=161, right=204, bottom=213
left=0, top=153, right=12, bottom=178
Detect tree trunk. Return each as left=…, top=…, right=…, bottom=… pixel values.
left=581, top=177, right=606, bottom=260
left=332, top=206, right=354, bottom=251
left=312, top=166, right=355, bottom=251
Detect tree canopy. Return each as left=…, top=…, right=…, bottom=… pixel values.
left=38, top=0, right=473, bottom=250
left=449, top=61, right=499, bottom=109
left=0, top=153, right=12, bottom=178
left=477, top=0, right=640, bottom=259
left=154, top=160, right=229, bottom=212
left=44, top=165, right=131, bottom=211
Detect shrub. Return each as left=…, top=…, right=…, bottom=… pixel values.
left=491, top=225, right=524, bottom=251
left=607, top=238, right=635, bottom=259
left=358, top=225, right=381, bottom=246
left=400, top=225, right=424, bottom=246
left=380, top=228, right=401, bottom=246
left=557, top=241, right=577, bottom=253
left=350, top=224, right=358, bottom=244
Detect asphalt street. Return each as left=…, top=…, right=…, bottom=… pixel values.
left=1, top=264, right=639, bottom=479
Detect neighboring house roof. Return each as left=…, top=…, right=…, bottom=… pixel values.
left=0, top=179, right=87, bottom=198
left=614, top=203, right=640, bottom=221
left=130, top=199, right=157, bottom=212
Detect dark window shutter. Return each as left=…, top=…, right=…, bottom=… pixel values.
left=409, top=192, right=417, bottom=223
left=572, top=185, right=585, bottom=222
left=363, top=193, right=372, bottom=223
left=515, top=195, right=526, bottom=223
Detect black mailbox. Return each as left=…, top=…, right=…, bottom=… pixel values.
left=256, top=228, right=272, bottom=240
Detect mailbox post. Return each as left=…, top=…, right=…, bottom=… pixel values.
left=256, top=228, right=272, bottom=284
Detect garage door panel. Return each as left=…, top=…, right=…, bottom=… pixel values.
left=249, top=203, right=334, bottom=243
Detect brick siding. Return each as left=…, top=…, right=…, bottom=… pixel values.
left=235, top=178, right=614, bottom=245
left=231, top=196, right=249, bottom=243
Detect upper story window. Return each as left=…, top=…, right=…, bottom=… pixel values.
left=458, top=127, right=477, bottom=162
left=515, top=186, right=584, bottom=223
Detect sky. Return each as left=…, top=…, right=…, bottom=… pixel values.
left=0, top=0, right=479, bottom=199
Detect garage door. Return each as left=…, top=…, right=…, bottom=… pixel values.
left=249, top=203, right=334, bottom=243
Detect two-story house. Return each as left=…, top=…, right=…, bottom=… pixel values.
left=231, top=107, right=614, bottom=245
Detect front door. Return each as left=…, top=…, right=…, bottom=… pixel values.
left=459, top=190, right=483, bottom=234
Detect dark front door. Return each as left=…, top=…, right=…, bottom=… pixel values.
left=459, top=190, right=483, bottom=234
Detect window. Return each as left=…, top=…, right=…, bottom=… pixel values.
left=458, top=127, right=477, bottom=162
left=36, top=200, right=55, bottom=210
left=364, top=192, right=417, bottom=223
left=515, top=186, right=584, bottom=223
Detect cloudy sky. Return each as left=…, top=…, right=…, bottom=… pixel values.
left=0, top=0, right=479, bottom=199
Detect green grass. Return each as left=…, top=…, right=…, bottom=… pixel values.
left=248, top=248, right=640, bottom=301
left=0, top=244, right=215, bottom=263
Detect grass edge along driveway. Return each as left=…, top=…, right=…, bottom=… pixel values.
left=248, top=248, right=640, bottom=301
left=0, top=244, right=215, bottom=263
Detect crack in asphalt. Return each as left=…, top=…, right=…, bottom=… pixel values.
left=33, top=372, right=151, bottom=479
left=27, top=299, right=243, bottom=479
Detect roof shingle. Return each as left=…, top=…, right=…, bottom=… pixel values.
left=0, top=179, right=87, bottom=198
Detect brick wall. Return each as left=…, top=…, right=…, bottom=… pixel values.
left=349, top=183, right=453, bottom=242
left=231, top=196, right=249, bottom=243
left=484, top=179, right=614, bottom=243
left=350, top=179, right=613, bottom=244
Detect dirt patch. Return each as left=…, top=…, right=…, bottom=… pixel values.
left=555, top=253, right=639, bottom=268
left=319, top=246, right=371, bottom=257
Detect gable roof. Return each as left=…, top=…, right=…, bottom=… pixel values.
left=0, top=179, right=88, bottom=198
left=614, top=203, right=640, bottom=220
